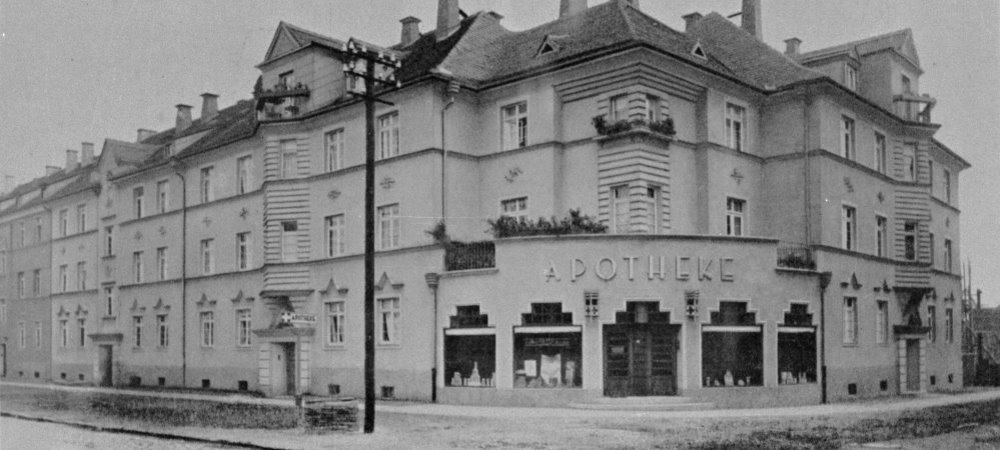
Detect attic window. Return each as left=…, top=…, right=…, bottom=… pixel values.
left=536, top=35, right=566, bottom=57
left=691, top=42, right=707, bottom=60
left=539, top=42, right=558, bottom=55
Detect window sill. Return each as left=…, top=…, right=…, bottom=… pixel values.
left=323, top=344, right=347, bottom=351
left=376, top=343, right=401, bottom=348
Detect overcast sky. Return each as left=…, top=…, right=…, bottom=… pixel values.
left=1, top=0, right=997, bottom=305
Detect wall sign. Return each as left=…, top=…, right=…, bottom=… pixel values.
left=544, top=255, right=736, bottom=283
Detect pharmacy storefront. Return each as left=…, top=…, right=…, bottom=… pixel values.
left=436, top=235, right=822, bottom=407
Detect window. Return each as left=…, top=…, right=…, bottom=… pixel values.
left=943, top=169, right=952, bottom=203
left=874, top=133, right=887, bottom=174
left=778, top=304, right=817, bottom=385
left=76, top=261, right=87, bottom=290
left=59, top=265, right=68, bottom=293
left=59, top=209, right=68, bottom=237
left=35, top=217, right=42, bottom=242
left=609, top=95, right=628, bottom=122
left=156, top=247, right=167, bottom=280
left=199, top=167, right=213, bottom=203
left=901, top=74, right=911, bottom=94
left=0, top=299, right=5, bottom=323
left=281, top=221, right=298, bottom=262
left=377, top=204, right=400, bottom=250
left=902, top=144, right=916, bottom=182
left=32, top=269, right=40, bottom=296
left=725, top=103, right=746, bottom=151
left=903, top=222, right=917, bottom=261
left=944, top=239, right=953, bottom=272
left=876, top=300, right=889, bottom=344
left=17, top=272, right=25, bottom=298
left=18, top=221, right=25, bottom=247
left=34, top=321, right=42, bottom=349
left=501, top=102, right=528, bottom=151
left=154, top=180, right=169, bottom=214
left=236, top=155, right=252, bottom=195
left=445, top=307, right=495, bottom=387
left=945, top=308, right=954, bottom=343
left=841, top=205, right=857, bottom=251
left=500, top=197, right=528, bottom=222
left=876, top=215, right=888, bottom=258
left=133, top=187, right=145, bottom=219
left=324, top=129, right=344, bottom=172
left=610, top=185, right=630, bottom=233
left=0, top=250, right=5, bottom=274
left=200, top=312, right=214, bottom=347
left=18, top=321, right=26, bottom=348
left=278, top=70, right=295, bottom=89
left=105, top=226, right=113, bottom=256
left=844, top=64, right=858, bottom=91
left=60, top=319, right=69, bottom=347
left=104, top=287, right=114, bottom=316
left=200, top=239, right=214, bottom=275
left=646, top=186, right=661, bottom=233
left=76, top=204, right=87, bottom=233
left=326, top=301, right=345, bottom=345
left=237, top=232, right=251, bottom=270
left=280, top=139, right=297, bottom=179
left=929, top=233, right=935, bottom=267
left=644, top=95, right=661, bottom=122
left=324, top=215, right=344, bottom=258
left=157, top=315, right=168, bottom=347
left=377, top=297, right=400, bottom=344
left=928, top=160, right=934, bottom=195
left=378, top=112, right=400, bottom=158
left=133, top=251, right=143, bottom=283
left=703, top=302, right=762, bottom=387
left=133, top=316, right=142, bottom=347
left=841, top=116, right=856, bottom=160
left=843, top=297, right=858, bottom=345
left=237, top=309, right=252, bottom=347
left=927, top=305, right=936, bottom=342
left=726, top=197, right=745, bottom=236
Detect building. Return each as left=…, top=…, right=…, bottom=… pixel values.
left=0, top=0, right=970, bottom=408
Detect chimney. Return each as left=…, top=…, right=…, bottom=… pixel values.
left=623, top=0, right=640, bottom=9
left=81, top=142, right=95, bottom=166
left=65, top=149, right=79, bottom=172
left=400, top=16, right=421, bottom=47
left=741, top=0, right=762, bottom=39
left=137, top=128, right=157, bottom=143
left=682, top=12, right=703, bottom=32
left=436, top=0, right=460, bottom=41
left=559, top=0, right=587, bottom=18
left=200, top=93, right=219, bottom=123
left=784, top=37, right=801, bottom=57
left=176, top=104, right=193, bottom=134
left=46, top=166, right=60, bottom=176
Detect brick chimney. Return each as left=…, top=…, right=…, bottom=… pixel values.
left=559, top=0, right=587, bottom=18
left=400, top=16, right=421, bottom=47
left=176, top=104, right=193, bottom=134
left=436, top=0, right=460, bottom=41
left=741, top=0, right=762, bottom=40
left=682, top=12, right=703, bottom=32
left=137, top=129, right=157, bottom=143
left=784, top=37, right=801, bottom=57
left=65, top=149, right=79, bottom=172
left=81, top=142, right=95, bottom=166
left=46, top=166, right=60, bottom=176
left=200, top=93, right=219, bottom=123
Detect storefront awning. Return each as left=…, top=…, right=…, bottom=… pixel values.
left=445, top=327, right=496, bottom=336
left=513, top=325, right=581, bottom=334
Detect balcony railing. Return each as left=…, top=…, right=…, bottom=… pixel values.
left=592, top=115, right=676, bottom=138
left=776, top=243, right=816, bottom=270
left=893, top=93, right=935, bottom=123
left=444, top=241, right=495, bottom=271
left=254, top=82, right=311, bottom=121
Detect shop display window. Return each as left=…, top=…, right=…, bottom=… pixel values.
left=702, top=301, right=762, bottom=387
left=444, top=305, right=495, bottom=387
left=513, top=332, right=581, bottom=388
left=777, top=303, right=817, bottom=384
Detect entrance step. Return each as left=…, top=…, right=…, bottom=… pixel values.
left=567, top=396, right=714, bottom=411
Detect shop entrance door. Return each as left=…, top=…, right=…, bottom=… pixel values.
left=603, top=302, right=679, bottom=397
left=284, top=343, right=296, bottom=395
left=906, top=339, right=921, bottom=391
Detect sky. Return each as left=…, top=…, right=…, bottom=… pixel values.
left=0, top=0, right=997, bottom=305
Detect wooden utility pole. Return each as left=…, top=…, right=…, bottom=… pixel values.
left=343, top=39, right=400, bottom=434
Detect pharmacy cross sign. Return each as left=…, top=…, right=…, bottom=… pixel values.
left=280, top=312, right=317, bottom=325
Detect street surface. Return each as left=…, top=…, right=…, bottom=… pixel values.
left=0, top=417, right=228, bottom=450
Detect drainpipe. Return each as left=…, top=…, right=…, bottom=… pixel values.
left=802, top=91, right=812, bottom=246
left=440, top=80, right=460, bottom=225
left=819, top=271, right=832, bottom=403
left=171, top=159, right=187, bottom=387
left=42, top=204, right=52, bottom=381
left=425, top=272, right=440, bottom=402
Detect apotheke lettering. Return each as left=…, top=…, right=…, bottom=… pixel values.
left=544, top=256, right=735, bottom=282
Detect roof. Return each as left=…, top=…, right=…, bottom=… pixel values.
left=0, top=163, right=98, bottom=214
left=261, top=21, right=346, bottom=66
left=799, top=29, right=920, bottom=69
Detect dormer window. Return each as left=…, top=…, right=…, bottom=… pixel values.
left=536, top=35, right=565, bottom=57
left=691, top=41, right=707, bottom=60
left=844, top=64, right=858, bottom=91
left=901, top=74, right=911, bottom=94
left=279, top=71, right=295, bottom=89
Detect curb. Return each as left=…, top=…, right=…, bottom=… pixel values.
left=1, top=411, right=288, bottom=450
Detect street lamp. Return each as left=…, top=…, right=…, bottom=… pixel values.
left=342, top=38, right=401, bottom=434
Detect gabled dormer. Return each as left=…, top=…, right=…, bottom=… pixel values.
left=255, top=22, right=349, bottom=121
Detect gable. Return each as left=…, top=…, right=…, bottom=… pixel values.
left=897, top=33, right=920, bottom=68
left=264, top=25, right=304, bottom=63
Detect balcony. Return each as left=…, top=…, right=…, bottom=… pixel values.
left=893, top=93, right=936, bottom=123
left=444, top=241, right=495, bottom=271
left=254, top=82, right=311, bottom=121
left=776, top=243, right=816, bottom=271
left=593, top=115, right=676, bottom=138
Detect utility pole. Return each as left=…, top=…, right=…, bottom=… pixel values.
left=343, top=38, right=401, bottom=434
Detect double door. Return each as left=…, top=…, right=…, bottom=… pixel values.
left=604, top=323, right=679, bottom=396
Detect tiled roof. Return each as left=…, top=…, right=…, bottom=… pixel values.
left=174, top=100, right=257, bottom=159
left=0, top=163, right=98, bottom=214
left=282, top=21, right=345, bottom=51
left=102, top=139, right=159, bottom=167
left=799, top=29, right=917, bottom=66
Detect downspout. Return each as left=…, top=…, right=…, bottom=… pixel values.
left=425, top=273, right=440, bottom=402
left=171, top=159, right=187, bottom=386
left=819, top=271, right=832, bottom=403
left=802, top=91, right=812, bottom=246
left=440, top=80, right=459, bottom=225
left=42, top=204, right=52, bottom=380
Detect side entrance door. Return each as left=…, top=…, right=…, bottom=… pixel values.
left=98, top=345, right=113, bottom=386
left=906, top=339, right=921, bottom=391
